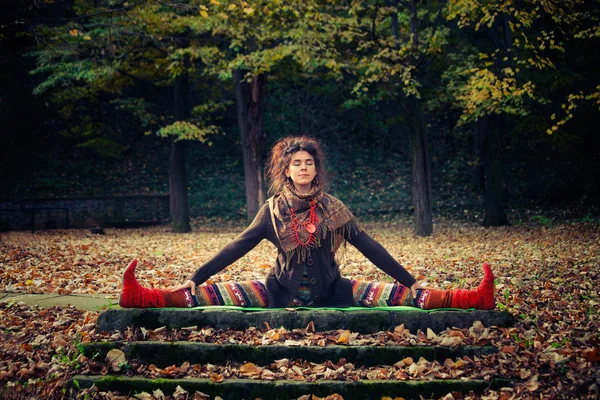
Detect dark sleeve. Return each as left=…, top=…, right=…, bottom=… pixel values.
left=347, top=230, right=416, bottom=288
left=188, top=203, right=268, bottom=285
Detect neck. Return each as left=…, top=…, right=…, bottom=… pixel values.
left=293, top=183, right=312, bottom=194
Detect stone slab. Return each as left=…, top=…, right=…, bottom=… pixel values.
left=70, top=376, right=517, bottom=400
left=0, top=292, right=117, bottom=311
left=97, top=308, right=515, bottom=334
left=83, top=341, right=498, bottom=367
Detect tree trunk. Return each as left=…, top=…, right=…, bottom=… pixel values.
left=407, top=97, right=433, bottom=237
left=405, top=0, right=433, bottom=237
left=234, top=70, right=267, bottom=221
left=481, top=115, right=509, bottom=226
left=169, top=68, right=191, bottom=233
left=479, top=14, right=511, bottom=227
left=472, top=119, right=486, bottom=192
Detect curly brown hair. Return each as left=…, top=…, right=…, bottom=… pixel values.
left=265, top=136, right=328, bottom=195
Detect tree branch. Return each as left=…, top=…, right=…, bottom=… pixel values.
left=417, top=0, right=447, bottom=67
left=27, top=0, right=149, bottom=24
left=372, top=0, right=380, bottom=40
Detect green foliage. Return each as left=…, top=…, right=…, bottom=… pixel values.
left=75, top=137, right=127, bottom=159
left=531, top=215, right=553, bottom=228
left=445, top=0, right=600, bottom=131
left=8, top=0, right=599, bottom=217
left=30, top=59, right=116, bottom=96
left=154, top=121, right=219, bottom=142
left=442, top=61, right=535, bottom=125
left=27, top=0, right=228, bottom=157
left=111, top=98, right=157, bottom=129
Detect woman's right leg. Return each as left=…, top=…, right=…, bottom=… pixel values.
left=119, top=260, right=268, bottom=308
left=192, top=280, right=268, bottom=307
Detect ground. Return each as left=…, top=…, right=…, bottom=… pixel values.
left=0, top=218, right=598, bottom=399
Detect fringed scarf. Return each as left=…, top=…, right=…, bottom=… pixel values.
left=269, top=185, right=360, bottom=263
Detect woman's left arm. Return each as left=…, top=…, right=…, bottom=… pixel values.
left=347, top=230, right=425, bottom=296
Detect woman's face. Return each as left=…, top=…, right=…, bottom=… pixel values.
left=286, top=150, right=316, bottom=193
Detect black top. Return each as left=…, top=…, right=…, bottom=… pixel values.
left=189, top=201, right=416, bottom=307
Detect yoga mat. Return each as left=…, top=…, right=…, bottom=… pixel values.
left=160, top=306, right=473, bottom=312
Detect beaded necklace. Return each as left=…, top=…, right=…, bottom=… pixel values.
left=289, top=198, right=319, bottom=247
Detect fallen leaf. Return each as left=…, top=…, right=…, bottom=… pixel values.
left=439, top=336, right=462, bottom=347
left=52, top=333, right=68, bottom=348
left=401, top=357, right=414, bottom=366
left=105, top=349, right=126, bottom=372
left=520, top=368, right=532, bottom=379
left=393, top=324, right=407, bottom=336
left=448, top=330, right=465, bottom=338
left=501, top=345, right=516, bottom=353
left=469, top=320, right=484, bottom=337
left=134, top=392, right=153, bottom=400
left=192, top=391, right=210, bottom=400
left=408, top=362, right=426, bottom=376
left=583, top=348, right=600, bottom=362
left=426, top=328, right=437, bottom=340
left=526, top=375, right=540, bottom=392
left=172, top=385, right=188, bottom=399
left=275, top=358, right=289, bottom=368
left=239, top=362, right=260, bottom=376
left=337, top=330, right=350, bottom=344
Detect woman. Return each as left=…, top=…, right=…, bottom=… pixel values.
left=120, top=136, right=495, bottom=310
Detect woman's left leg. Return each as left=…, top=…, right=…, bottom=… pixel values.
left=351, top=263, right=495, bottom=310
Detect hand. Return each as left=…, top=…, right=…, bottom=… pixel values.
left=169, top=280, right=197, bottom=296
left=410, top=281, right=428, bottom=298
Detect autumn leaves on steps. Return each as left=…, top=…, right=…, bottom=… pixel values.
left=70, top=308, right=516, bottom=399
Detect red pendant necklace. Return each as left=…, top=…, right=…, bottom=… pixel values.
left=289, top=199, right=319, bottom=247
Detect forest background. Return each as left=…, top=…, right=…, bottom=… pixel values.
left=1, top=0, right=599, bottom=235
left=1, top=2, right=600, bottom=399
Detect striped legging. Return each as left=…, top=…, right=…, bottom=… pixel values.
left=181, top=279, right=449, bottom=309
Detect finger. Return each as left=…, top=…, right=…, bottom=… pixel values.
left=169, top=285, right=184, bottom=292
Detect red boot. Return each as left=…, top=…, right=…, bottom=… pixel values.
left=450, top=263, right=496, bottom=310
left=119, top=260, right=167, bottom=308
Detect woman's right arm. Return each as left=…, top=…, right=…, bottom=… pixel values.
left=171, top=203, right=269, bottom=293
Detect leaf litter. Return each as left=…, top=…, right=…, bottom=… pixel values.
left=0, top=219, right=599, bottom=399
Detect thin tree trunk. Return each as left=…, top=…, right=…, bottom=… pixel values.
left=234, top=70, right=267, bottom=221
left=407, top=0, right=433, bottom=237
left=407, top=97, right=433, bottom=236
left=473, top=119, right=485, bottom=192
left=481, top=115, right=509, bottom=226
left=169, top=139, right=191, bottom=232
left=480, top=14, right=511, bottom=227
left=169, top=67, right=191, bottom=233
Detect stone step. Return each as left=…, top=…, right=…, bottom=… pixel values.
left=70, top=375, right=517, bottom=400
left=97, top=308, right=515, bottom=333
left=83, top=341, right=498, bottom=368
